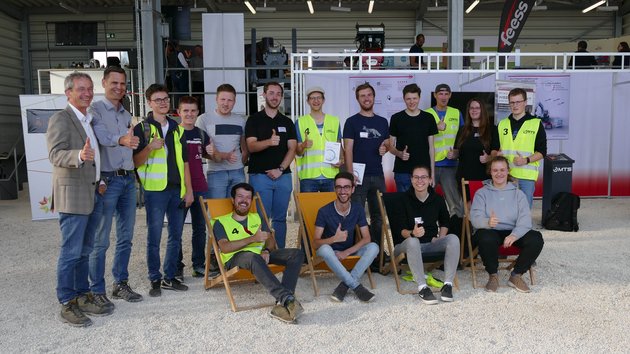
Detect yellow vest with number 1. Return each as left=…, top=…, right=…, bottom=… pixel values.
left=214, top=212, right=264, bottom=265
left=136, top=122, right=186, bottom=197
left=427, top=107, right=460, bottom=162
left=498, top=118, right=541, bottom=181
left=295, top=114, right=340, bottom=180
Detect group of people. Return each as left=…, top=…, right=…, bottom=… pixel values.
left=48, top=67, right=545, bottom=327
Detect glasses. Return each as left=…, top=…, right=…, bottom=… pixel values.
left=334, top=185, right=352, bottom=192
left=508, top=100, right=525, bottom=106
left=151, top=97, right=170, bottom=104
left=412, top=175, right=430, bottom=181
left=308, top=96, right=323, bottom=101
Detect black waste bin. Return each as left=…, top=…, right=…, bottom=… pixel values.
left=542, top=153, right=575, bottom=220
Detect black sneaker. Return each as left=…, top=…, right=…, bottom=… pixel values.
left=149, top=280, right=162, bottom=297
left=112, top=281, right=143, bottom=302
left=161, top=278, right=189, bottom=291
left=418, top=286, right=438, bottom=305
left=77, top=293, right=114, bottom=316
left=353, top=284, right=375, bottom=303
left=330, top=282, right=349, bottom=302
left=59, top=298, right=92, bottom=327
left=192, top=267, right=206, bottom=278
left=175, top=268, right=185, bottom=283
left=92, top=293, right=115, bottom=311
left=440, top=284, right=453, bottom=302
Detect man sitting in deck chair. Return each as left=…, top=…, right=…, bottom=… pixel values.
left=314, top=172, right=379, bottom=303
left=212, top=183, right=304, bottom=323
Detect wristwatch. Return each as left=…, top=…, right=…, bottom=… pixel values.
left=526, top=157, right=530, bottom=164
left=278, top=165, right=285, bottom=172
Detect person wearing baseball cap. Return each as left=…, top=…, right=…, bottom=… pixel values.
left=425, top=83, right=464, bottom=218
left=295, top=86, right=343, bottom=192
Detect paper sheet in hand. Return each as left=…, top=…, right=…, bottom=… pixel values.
left=324, top=142, right=341, bottom=164
left=352, top=163, right=366, bottom=185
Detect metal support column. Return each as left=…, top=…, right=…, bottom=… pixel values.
left=447, top=0, right=463, bottom=69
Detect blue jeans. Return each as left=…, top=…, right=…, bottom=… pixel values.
left=300, top=178, right=334, bottom=192
left=249, top=173, right=293, bottom=248
left=89, top=173, right=136, bottom=294
left=179, top=190, right=208, bottom=270
left=394, top=173, right=412, bottom=192
left=207, top=168, right=246, bottom=199
left=57, top=191, right=102, bottom=304
left=144, top=186, right=185, bottom=281
left=316, top=242, right=379, bottom=289
left=352, top=175, right=385, bottom=245
left=518, top=178, right=535, bottom=209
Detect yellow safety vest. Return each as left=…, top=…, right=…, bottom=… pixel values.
left=498, top=118, right=541, bottom=181
left=213, top=212, right=264, bottom=264
left=295, top=114, right=340, bottom=180
left=136, top=122, right=186, bottom=197
left=427, top=107, right=460, bottom=162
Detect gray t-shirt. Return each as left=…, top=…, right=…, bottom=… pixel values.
left=195, top=110, right=246, bottom=172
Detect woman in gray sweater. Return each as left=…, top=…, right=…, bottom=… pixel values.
left=470, top=156, right=544, bottom=293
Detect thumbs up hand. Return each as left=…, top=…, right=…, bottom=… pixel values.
left=400, top=145, right=410, bottom=161
left=447, top=147, right=456, bottom=160
left=514, top=151, right=527, bottom=166
left=205, top=142, right=215, bottom=157
left=334, top=223, right=348, bottom=242
left=379, top=140, right=387, bottom=156
left=437, top=120, right=446, bottom=131
left=488, top=210, right=499, bottom=228
left=479, top=150, right=490, bottom=164
left=119, top=125, right=140, bottom=149
left=227, top=147, right=238, bottom=164
left=81, top=137, right=95, bottom=161
left=269, top=129, right=280, bottom=146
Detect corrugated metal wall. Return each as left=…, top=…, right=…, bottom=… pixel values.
left=0, top=11, right=24, bottom=150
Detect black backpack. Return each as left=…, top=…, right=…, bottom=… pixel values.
left=543, top=192, right=580, bottom=232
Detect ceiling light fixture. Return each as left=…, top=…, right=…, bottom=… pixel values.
left=331, top=0, right=351, bottom=12
left=307, top=0, right=314, bottom=14
left=582, top=0, right=605, bottom=13
left=465, top=0, right=480, bottom=14
left=256, top=0, right=276, bottom=12
left=244, top=1, right=256, bottom=14
left=368, top=0, right=374, bottom=14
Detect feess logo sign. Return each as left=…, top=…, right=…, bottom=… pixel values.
left=499, top=1, right=529, bottom=48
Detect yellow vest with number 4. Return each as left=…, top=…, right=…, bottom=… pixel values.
left=427, top=107, right=460, bottom=162
left=498, top=118, right=541, bottom=181
left=214, top=213, right=264, bottom=265
left=295, top=114, right=340, bottom=180
left=136, top=122, right=186, bottom=197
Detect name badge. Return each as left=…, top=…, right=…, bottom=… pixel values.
left=359, top=132, right=369, bottom=138
left=278, top=126, right=287, bottom=133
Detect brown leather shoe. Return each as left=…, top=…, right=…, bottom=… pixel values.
left=508, top=274, right=531, bottom=293
left=485, top=273, right=499, bottom=292
left=59, top=298, right=92, bottom=327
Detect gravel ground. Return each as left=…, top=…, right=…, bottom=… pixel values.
left=1, top=185, right=629, bottom=353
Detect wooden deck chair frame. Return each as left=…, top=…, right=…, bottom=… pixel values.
left=200, top=192, right=285, bottom=312
left=294, top=192, right=375, bottom=297
left=376, top=190, right=458, bottom=294
left=460, top=178, right=535, bottom=288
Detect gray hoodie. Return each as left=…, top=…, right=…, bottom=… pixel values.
left=470, top=180, right=532, bottom=239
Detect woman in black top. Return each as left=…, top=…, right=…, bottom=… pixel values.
left=612, top=41, right=630, bottom=68
left=452, top=98, right=496, bottom=196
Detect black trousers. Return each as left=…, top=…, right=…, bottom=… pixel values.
left=474, top=228, right=544, bottom=275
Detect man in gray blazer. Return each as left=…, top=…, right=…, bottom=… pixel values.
left=47, top=72, right=113, bottom=327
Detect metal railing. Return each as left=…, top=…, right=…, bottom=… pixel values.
left=0, top=136, right=25, bottom=199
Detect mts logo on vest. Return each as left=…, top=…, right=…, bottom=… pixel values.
left=522, top=129, right=536, bottom=135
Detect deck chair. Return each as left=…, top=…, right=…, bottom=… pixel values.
left=294, top=192, right=375, bottom=297
left=460, top=178, right=535, bottom=288
left=377, top=191, right=459, bottom=294
left=200, top=192, right=285, bottom=312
